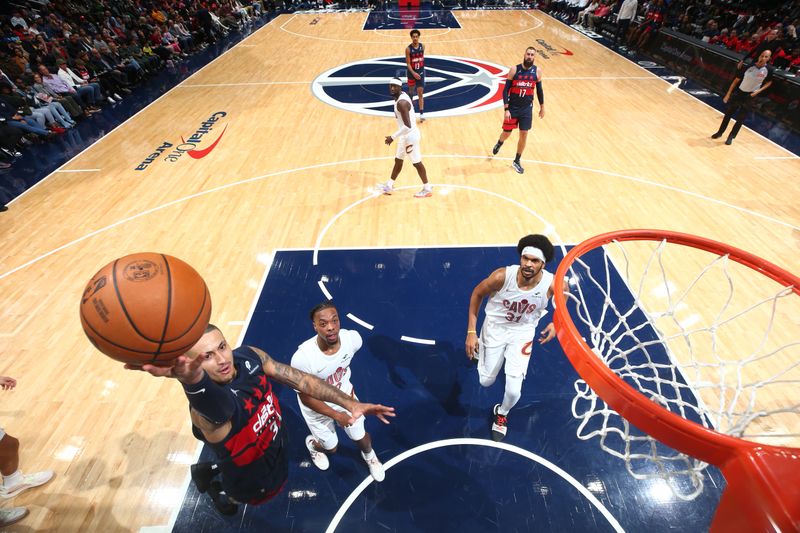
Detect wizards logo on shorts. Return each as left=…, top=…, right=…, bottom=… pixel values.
left=312, top=56, right=508, bottom=118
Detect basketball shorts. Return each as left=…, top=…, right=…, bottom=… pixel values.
left=223, top=426, right=289, bottom=505
left=301, top=395, right=367, bottom=450
left=477, top=326, right=535, bottom=381
left=407, top=72, right=425, bottom=89
left=502, top=107, right=533, bottom=132
left=396, top=129, right=422, bottom=164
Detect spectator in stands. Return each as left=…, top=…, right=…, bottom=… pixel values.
left=772, top=45, right=799, bottom=71
left=627, top=0, right=665, bottom=53
left=724, top=29, right=741, bottom=51
left=1, top=82, right=66, bottom=133
left=0, top=93, right=53, bottom=140
left=37, top=64, right=97, bottom=114
left=739, top=28, right=781, bottom=68
left=614, top=0, right=637, bottom=49
left=31, top=72, right=85, bottom=120
left=55, top=58, right=109, bottom=106
left=576, top=0, right=599, bottom=28
left=587, top=0, right=614, bottom=31
left=21, top=79, right=76, bottom=130
left=701, top=19, right=720, bottom=42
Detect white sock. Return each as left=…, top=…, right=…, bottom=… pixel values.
left=3, top=470, right=22, bottom=487
left=385, top=181, right=394, bottom=189
left=361, top=449, right=376, bottom=461
left=423, top=183, right=432, bottom=191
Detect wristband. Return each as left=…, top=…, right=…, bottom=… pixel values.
left=467, top=330, right=477, bottom=334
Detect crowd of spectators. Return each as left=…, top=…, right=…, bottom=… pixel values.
left=0, top=0, right=273, bottom=177
left=543, top=0, right=800, bottom=72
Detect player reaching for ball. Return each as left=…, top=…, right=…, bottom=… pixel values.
left=126, top=324, right=395, bottom=515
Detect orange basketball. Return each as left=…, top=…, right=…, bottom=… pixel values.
left=79, top=253, right=212, bottom=366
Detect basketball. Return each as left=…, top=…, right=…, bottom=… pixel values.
left=79, top=253, right=212, bottom=366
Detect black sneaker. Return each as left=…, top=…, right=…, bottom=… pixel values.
left=208, top=481, right=239, bottom=516
left=492, top=142, right=502, bottom=155
left=0, top=205, right=7, bottom=212
left=190, top=462, right=219, bottom=494
left=512, top=161, right=524, bottom=174
left=711, top=132, right=722, bottom=139
left=491, top=404, right=508, bottom=441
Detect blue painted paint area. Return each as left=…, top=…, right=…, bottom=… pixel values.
left=364, top=8, right=462, bottom=30
left=172, top=246, right=725, bottom=532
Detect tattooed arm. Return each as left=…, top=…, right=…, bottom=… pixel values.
left=250, top=347, right=395, bottom=424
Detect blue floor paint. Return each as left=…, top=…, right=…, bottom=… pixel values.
left=363, top=7, right=462, bottom=30
left=172, top=246, right=724, bottom=532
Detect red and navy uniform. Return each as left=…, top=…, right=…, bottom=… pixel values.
left=192, top=346, right=288, bottom=504
left=503, top=63, right=540, bottom=132
left=407, top=43, right=425, bottom=88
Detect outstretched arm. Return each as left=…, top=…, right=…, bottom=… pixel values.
left=253, top=347, right=395, bottom=424
left=299, top=393, right=352, bottom=427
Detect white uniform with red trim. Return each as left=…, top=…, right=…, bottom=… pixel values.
left=290, top=329, right=366, bottom=449
left=478, top=265, right=553, bottom=380
left=394, top=92, right=422, bottom=163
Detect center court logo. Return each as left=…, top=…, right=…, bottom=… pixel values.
left=312, top=56, right=509, bottom=118
left=312, top=52, right=572, bottom=118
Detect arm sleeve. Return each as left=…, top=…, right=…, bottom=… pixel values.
left=182, top=371, right=236, bottom=425
left=502, top=79, right=511, bottom=105
left=536, top=81, right=544, bottom=105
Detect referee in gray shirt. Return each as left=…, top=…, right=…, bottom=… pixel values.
left=712, top=50, right=774, bottom=145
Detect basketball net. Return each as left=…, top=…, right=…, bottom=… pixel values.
left=554, top=231, right=800, bottom=506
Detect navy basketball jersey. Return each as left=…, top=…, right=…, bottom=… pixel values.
left=192, top=346, right=287, bottom=501
left=508, top=63, right=539, bottom=109
left=407, top=43, right=425, bottom=76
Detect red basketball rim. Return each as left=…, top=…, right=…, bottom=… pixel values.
left=552, top=229, right=800, bottom=532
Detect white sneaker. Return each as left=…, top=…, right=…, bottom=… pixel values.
left=0, top=470, right=54, bottom=499
left=305, top=436, right=329, bottom=471
left=376, top=183, right=393, bottom=195
left=414, top=188, right=432, bottom=198
left=361, top=451, right=385, bottom=482
left=0, top=507, right=28, bottom=527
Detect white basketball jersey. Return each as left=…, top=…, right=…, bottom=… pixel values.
left=394, top=92, right=418, bottom=137
left=290, top=329, right=362, bottom=414
left=483, top=265, right=553, bottom=337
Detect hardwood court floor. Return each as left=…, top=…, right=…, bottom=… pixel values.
left=0, top=10, right=797, bottom=531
